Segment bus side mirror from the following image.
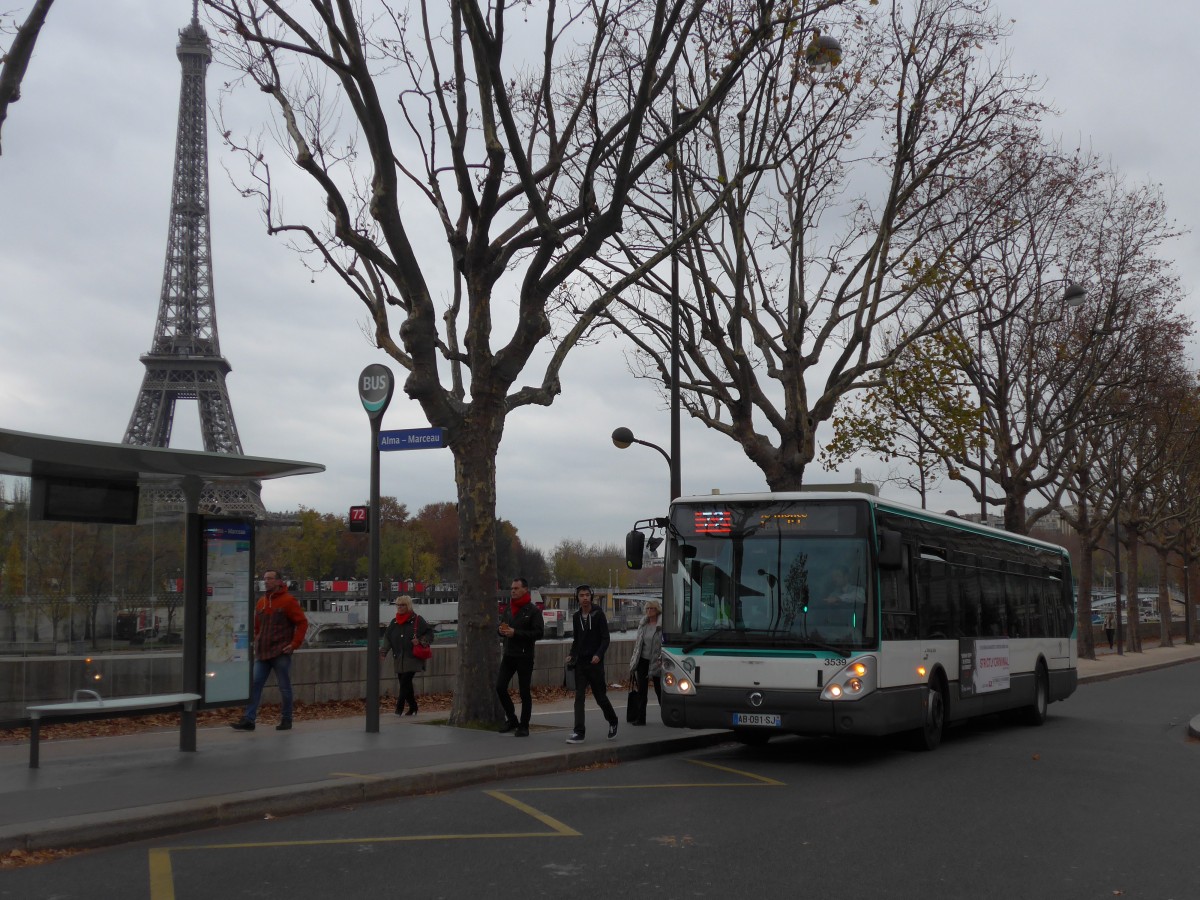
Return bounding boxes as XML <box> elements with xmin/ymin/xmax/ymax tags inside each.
<box><xmin>625</xmin><ymin>530</ymin><xmax>645</xmax><ymax>570</ymax></box>
<box><xmin>878</xmin><ymin>529</ymin><xmax>902</xmax><ymax>569</ymax></box>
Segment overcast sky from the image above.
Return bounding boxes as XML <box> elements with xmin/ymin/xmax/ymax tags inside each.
<box><xmin>1</xmin><ymin>1</ymin><xmax>1197</xmax><ymax>556</ymax></box>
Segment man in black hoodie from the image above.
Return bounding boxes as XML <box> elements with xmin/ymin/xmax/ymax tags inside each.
<box><xmin>564</xmin><ymin>584</ymin><xmax>619</xmax><ymax>743</ymax></box>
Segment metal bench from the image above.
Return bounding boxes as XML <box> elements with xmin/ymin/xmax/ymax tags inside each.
<box><xmin>26</xmin><ymin>690</ymin><xmax>202</xmax><ymax>768</ymax></box>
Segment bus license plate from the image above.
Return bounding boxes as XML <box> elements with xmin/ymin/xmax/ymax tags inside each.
<box><xmin>733</xmin><ymin>713</ymin><xmax>781</xmax><ymax>728</ymax></box>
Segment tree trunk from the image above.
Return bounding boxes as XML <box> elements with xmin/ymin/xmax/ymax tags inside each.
<box><xmin>759</xmin><ymin>423</ymin><xmax>815</xmax><ymax>492</ymax></box>
<box><xmin>1001</xmin><ymin>483</ymin><xmax>1028</xmax><ymax>535</ymax></box>
<box><xmin>1185</xmin><ymin>551</ymin><xmax>1197</xmax><ymax>646</ymax></box>
<box><xmin>1124</xmin><ymin>531</ymin><xmax>1141</xmax><ymax>653</ymax></box>
<box><xmin>447</xmin><ymin>425</ymin><xmax>503</xmax><ymax>727</ymax></box>
<box><xmin>1076</xmin><ymin>541</ymin><xmax>1096</xmax><ymax>660</ymax></box>
<box><xmin>1155</xmin><ymin>548</ymin><xmax>1173</xmax><ymax>647</ymax></box>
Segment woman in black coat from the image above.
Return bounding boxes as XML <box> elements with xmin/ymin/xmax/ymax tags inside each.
<box><xmin>381</xmin><ymin>595</ymin><xmax>435</xmax><ymax>715</ymax></box>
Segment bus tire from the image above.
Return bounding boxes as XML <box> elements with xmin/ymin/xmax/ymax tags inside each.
<box><xmin>1022</xmin><ymin>662</ymin><xmax>1049</xmax><ymax>726</ymax></box>
<box><xmin>909</xmin><ymin>676</ymin><xmax>946</xmax><ymax>752</ymax></box>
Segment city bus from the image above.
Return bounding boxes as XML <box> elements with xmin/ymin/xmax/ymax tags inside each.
<box><xmin>625</xmin><ymin>491</ymin><xmax>1077</xmax><ymax>750</ymax></box>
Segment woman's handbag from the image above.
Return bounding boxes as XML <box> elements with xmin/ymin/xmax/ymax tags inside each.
<box><xmin>626</xmin><ymin>674</ymin><xmax>645</xmax><ymax>723</ymax></box>
<box><xmin>412</xmin><ymin>641</ymin><xmax>433</xmax><ymax>661</ymax></box>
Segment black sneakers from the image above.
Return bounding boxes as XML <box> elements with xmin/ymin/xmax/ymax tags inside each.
<box><xmin>230</xmin><ymin>719</ymin><xmax>255</xmax><ymax>731</ymax></box>
<box><xmin>608</xmin><ymin>721</ymin><xmax>619</xmax><ymax>740</ymax></box>
<box><xmin>499</xmin><ymin>719</ymin><xmax>518</xmax><ymax>734</ymax></box>
<box><xmin>566</xmin><ymin>732</ymin><xmax>584</xmax><ymax>744</ymax></box>
<box><xmin>275</xmin><ymin>720</ymin><xmax>292</xmax><ymax>731</ymax></box>
<box><xmin>514</xmin><ymin>726</ymin><xmax>530</xmax><ymax>737</ymax></box>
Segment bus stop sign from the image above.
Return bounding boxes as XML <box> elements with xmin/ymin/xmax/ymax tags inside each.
<box><xmin>358</xmin><ymin>364</ymin><xmax>394</xmax><ymax>422</ymax></box>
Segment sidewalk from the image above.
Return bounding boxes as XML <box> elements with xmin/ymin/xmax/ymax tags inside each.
<box><xmin>3</xmin><ymin>643</ymin><xmax>1200</xmax><ymax>855</ymax></box>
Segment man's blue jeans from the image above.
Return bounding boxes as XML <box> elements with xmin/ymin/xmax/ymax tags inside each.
<box><xmin>242</xmin><ymin>654</ymin><xmax>293</xmax><ymax>723</ymax></box>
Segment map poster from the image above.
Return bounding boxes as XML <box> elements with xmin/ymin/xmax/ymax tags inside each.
<box><xmin>201</xmin><ymin>519</ymin><xmax>254</xmax><ymax>705</ymax></box>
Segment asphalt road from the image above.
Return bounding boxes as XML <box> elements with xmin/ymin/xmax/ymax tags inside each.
<box><xmin>5</xmin><ymin>662</ymin><xmax>1199</xmax><ymax>900</ymax></box>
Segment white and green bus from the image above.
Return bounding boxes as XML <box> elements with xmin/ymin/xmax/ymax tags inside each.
<box><xmin>626</xmin><ymin>492</ymin><xmax>1077</xmax><ymax>750</ymax></box>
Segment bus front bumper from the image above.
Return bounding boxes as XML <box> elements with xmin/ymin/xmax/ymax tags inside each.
<box><xmin>660</xmin><ymin>683</ymin><xmax>927</xmax><ymax>738</ymax></box>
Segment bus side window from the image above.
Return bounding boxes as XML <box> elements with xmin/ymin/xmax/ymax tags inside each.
<box><xmin>917</xmin><ymin>558</ymin><xmax>951</xmax><ymax>640</ymax></box>
<box><xmin>980</xmin><ymin>567</ymin><xmax>1006</xmax><ymax>637</ymax></box>
<box><xmin>882</xmin><ymin>545</ymin><xmax>916</xmax><ymax>640</ymax></box>
<box><xmin>1004</xmin><ymin>571</ymin><xmax>1025</xmax><ymax>638</ymax></box>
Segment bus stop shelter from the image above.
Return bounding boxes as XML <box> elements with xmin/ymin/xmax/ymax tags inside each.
<box><xmin>0</xmin><ymin>426</ymin><xmax>324</xmax><ymax>749</ymax></box>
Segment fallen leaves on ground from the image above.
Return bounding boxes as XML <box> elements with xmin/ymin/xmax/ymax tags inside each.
<box><xmin>2</xmin><ymin>847</ymin><xmax>80</xmax><ymax>868</ymax></box>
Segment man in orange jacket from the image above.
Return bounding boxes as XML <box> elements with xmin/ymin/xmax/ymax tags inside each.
<box><xmin>231</xmin><ymin>570</ymin><xmax>308</xmax><ymax>732</ymax></box>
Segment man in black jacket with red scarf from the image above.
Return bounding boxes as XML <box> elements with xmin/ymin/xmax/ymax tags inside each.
<box><xmin>496</xmin><ymin>576</ymin><xmax>544</xmax><ymax>737</ymax></box>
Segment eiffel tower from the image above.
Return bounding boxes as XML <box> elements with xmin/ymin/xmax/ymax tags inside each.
<box><xmin>122</xmin><ymin>3</ymin><xmax>263</xmax><ymax>517</ymax></box>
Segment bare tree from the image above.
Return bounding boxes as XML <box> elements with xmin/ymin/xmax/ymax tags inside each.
<box><xmin>1114</xmin><ymin>352</ymin><xmax>1196</xmax><ymax>652</ymax></box>
<box><xmin>1138</xmin><ymin>378</ymin><xmax>1200</xmax><ymax>647</ymax></box>
<box><xmin>202</xmin><ymin>0</ymin><xmax>832</xmax><ymax>724</ymax></box>
<box><xmin>0</xmin><ymin>0</ymin><xmax>54</xmax><ymax>156</ymax></box>
<box><xmin>928</xmin><ymin>163</ymin><xmax>1186</xmax><ymax>540</ymax></box>
<box><xmin>593</xmin><ymin>0</ymin><xmax>1050</xmax><ymax>489</ymax></box>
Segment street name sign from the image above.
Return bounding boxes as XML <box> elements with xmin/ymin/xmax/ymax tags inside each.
<box><xmin>378</xmin><ymin>428</ymin><xmax>447</xmax><ymax>451</ymax></box>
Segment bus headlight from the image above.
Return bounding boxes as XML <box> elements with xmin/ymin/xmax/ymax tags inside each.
<box><xmin>820</xmin><ymin>655</ymin><xmax>877</xmax><ymax>702</ymax></box>
<box><xmin>663</xmin><ymin>671</ymin><xmax>695</xmax><ymax>695</ymax></box>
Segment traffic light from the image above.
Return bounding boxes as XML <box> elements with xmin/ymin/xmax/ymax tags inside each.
<box><xmin>348</xmin><ymin>505</ymin><xmax>369</xmax><ymax>533</ymax></box>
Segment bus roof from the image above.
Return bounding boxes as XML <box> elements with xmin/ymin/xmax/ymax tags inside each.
<box><xmin>671</xmin><ymin>491</ymin><xmax>1070</xmax><ymax>557</ymax></box>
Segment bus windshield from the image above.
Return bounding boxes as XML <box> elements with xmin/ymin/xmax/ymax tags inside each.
<box><xmin>664</xmin><ymin>500</ymin><xmax>876</xmax><ymax>652</ymax></box>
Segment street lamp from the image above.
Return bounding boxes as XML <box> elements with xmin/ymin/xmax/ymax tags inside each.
<box><xmin>804</xmin><ymin>30</ymin><xmax>843</xmax><ymax>71</ymax></box>
<box><xmin>669</xmin><ymin>88</ymin><xmax>688</xmax><ymax>505</ymax></box>
<box><xmin>976</xmin><ymin>280</ymin><xmax>1087</xmax><ymax>523</ymax></box>
<box><xmin>612</xmin><ymin>426</ymin><xmax>673</xmax><ymax>505</ymax></box>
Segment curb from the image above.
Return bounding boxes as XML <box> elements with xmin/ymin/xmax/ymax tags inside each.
<box><xmin>1077</xmin><ymin>654</ymin><xmax>1200</xmax><ymax>685</ymax></box>
<box><xmin>0</xmin><ymin>730</ymin><xmax>731</xmax><ymax>854</ymax></box>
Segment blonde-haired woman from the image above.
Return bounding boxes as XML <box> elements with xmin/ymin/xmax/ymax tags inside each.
<box><xmin>381</xmin><ymin>596</ymin><xmax>434</xmax><ymax>716</ymax></box>
<box><xmin>627</xmin><ymin>600</ymin><xmax>663</xmax><ymax>725</ymax></box>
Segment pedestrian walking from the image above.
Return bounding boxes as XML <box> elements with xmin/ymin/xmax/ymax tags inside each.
<box><xmin>231</xmin><ymin>571</ymin><xmax>308</xmax><ymax>732</ymax></box>
<box><xmin>381</xmin><ymin>595</ymin><xmax>435</xmax><ymax>715</ymax></box>
<box><xmin>565</xmin><ymin>584</ymin><xmax>619</xmax><ymax>743</ymax></box>
<box><xmin>627</xmin><ymin>600</ymin><xmax>663</xmax><ymax>725</ymax></box>
<box><xmin>1103</xmin><ymin>612</ymin><xmax>1115</xmax><ymax>650</ymax></box>
<box><xmin>496</xmin><ymin>576</ymin><xmax>544</xmax><ymax>737</ymax></box>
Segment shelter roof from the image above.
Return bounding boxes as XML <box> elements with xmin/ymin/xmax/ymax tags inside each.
<box><xmin>0</xmin><ymin>426</ymin><xmax>323</xmax><ymax>484</ymax></box>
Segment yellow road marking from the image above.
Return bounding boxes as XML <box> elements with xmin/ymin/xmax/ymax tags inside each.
<box><xmin>148</xmin><ymin>759</ymin><xmax>778</xmax><ymax>898</ymax></box>
<box><xmin>687</xmin><ymin>758</ymin><xmax>786</xmax><ymax>785</ymax></box>
<box><xmin>511</xmin><ymin>757</ymin><xmax>785</xmax><ymax>790</ymax></box>
<box><xmin>148</xmin><ymin>849</ymin><xmax>175</xmax><ymax>900</ymax></box>
<box><xmin>483</xmin><ymin>790</ymin><xmax>581</xmax><ymax>836</ymax></box>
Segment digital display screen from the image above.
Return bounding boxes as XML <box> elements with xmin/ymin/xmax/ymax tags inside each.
<box><xmin>678</xmin><ymin>502</ymin><xmax>861</xmax><ymax>538</ymax></box>
<box><xmin>694</xmin><ymin>510</ymin><xmax>732</xmax><ymax>534</ymax></box>
<box><xmin>32</xmin><ymin>476</ymin><xmax>140</xmax><ymax>525</ymax></box>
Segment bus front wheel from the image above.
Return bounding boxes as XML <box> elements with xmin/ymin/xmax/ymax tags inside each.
<box><xmin>909</xmin><ymin>678</ymin><xmax>945</xmax><ymax>752</ymax></box>
<box><xmin>1022</xmin><ymin>663</ymin><xmax>1049</xmax><ymax>726</ymax></box>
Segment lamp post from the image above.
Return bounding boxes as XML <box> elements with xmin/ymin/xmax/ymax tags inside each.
<box><xmin>1114</xmin><ymin>470</ymin><xmax>1124</xmax><ymax>656</ymax></box>
<box><xmin>661</xmin><ymin>30</ymin><xmax>843</xmax><ymax>506</ymax></box>
<box><xmin>612</xmin><ymin>426</ymin><xmax>673</xmax><ymax>506</ymax></box>
<box><xmin>670</xmin><ymin>85</ymin><xmax>682</xmax><ymax>504</ymax></box>
<box><xmin>975</xmin><ymin>280</ymin><xmax>1087</xmax><ymax>525</ymax></box>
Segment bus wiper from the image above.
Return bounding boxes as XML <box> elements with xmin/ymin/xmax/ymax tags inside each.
<box><xmin>800</xmin><ymin>637</ymin><xmax>854</xmax><ymax>656</ymax></box>
<box><xmin>682</xmin><ymin>629</ymin><xmax>726</xmax><ymax>653</ymax></box>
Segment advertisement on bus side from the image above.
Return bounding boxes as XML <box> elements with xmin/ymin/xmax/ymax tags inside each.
<box><xmin>959</xmin><ymin>638</ymin><xmax>1011</xmax><ymax>696</ymax></box>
